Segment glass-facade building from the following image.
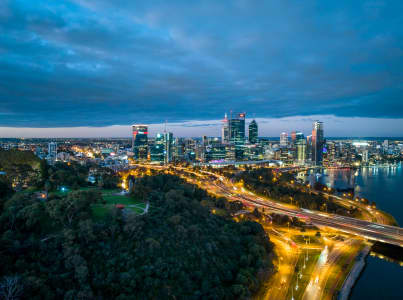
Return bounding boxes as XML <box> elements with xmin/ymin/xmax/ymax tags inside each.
<box><xmin>248</xmin><ymin>120</ymin><xmax>258</xmax><ymax>144</ymax></box>
<box><xmin>229</xmin><ymin>113</ymin><xmax>246</xmax><ymax>160</ymax></box>
<box><xmin>311</xmin><ymin>121</ymin><xmax>324</xmax><ymax>166</ymax></box>
<box><xmin>132</xmin><ymin>125</ymin><xmax>148</xmax><ymax>160</ymax></box>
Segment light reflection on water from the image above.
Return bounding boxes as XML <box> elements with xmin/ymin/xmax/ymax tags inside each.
<box><xmin>305</xmin><ymin>163</ymin><xmax>403</xmax><ymax>299</ymax></box>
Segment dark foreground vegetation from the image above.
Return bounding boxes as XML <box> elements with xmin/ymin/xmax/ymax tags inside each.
<box><xmin>1</xmin><ymin>159</ymin><xmax>274</xmax><ymax>299</ymax></box>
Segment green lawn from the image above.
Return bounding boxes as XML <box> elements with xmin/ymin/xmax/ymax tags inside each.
<box><xmin>291</xmin><ymin>234</ymin><xmax>323</xmax><ymax>245</ymax></box>
<box><xmin>37</xmin><ymin>186</ymin><xmax>147</xmax><ymax>219</ymax></box>
<box><xmin>94</xmin><ymin>189</ymin><xmax>147</xmax><ymax>219</ymax></box>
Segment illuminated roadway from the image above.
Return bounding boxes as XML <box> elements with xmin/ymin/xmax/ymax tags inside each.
<box><xmin>179</xmin><ymin>167</ymin><xmax>403</xmax><ymax>248</ymax></box>
<box><xmin>215</xmin><ymin>180</ymin><xmax>403</xmax><ymax>247</ymax></box>
<box><xmin>129</xmin><ymin>164</ymin><xmax>403</xmax><ymax>247</ymax></box>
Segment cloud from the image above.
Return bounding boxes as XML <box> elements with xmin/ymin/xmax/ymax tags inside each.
<box><xmin>0</xmin><ymin>0</ymin><xmax>402</xmax><ymax>130</ymax></box>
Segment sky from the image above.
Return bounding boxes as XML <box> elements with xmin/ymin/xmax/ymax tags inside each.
<box><xmin>1</xmin><ymin>0</ymin><xmax>403</xmax><ymax>137</ymax></box>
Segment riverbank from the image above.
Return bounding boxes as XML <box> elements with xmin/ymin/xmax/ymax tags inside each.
<box><xmin>338</xmin><ymin>244</ymin><xmax>371</xmax><ymax>300</ymax></box>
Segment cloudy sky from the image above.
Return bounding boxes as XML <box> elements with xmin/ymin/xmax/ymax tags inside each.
<box><xmin>1</xmin><ymin>0</ymin><xmax>402</xmax><ymax>137</ymax></box>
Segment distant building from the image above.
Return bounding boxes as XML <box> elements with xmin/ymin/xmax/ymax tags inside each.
<box><xmin>362</xmin><ymin>150</ymin><xmax>369</xmax><ymax>163</ymax></box>
<box><xmin>311</xmin><ymin>121</ymin><xmax>324</xmax><ymax>166</ymax></box>
<box><xmin>248</xmin><ymin>120</ymin><xmax>258</xmax><ymax>144</ymax></box>
<box><xmin>296</xmin><ymin>134</ymin><xmax>306</xmax><ymax>165</ymax></box>
<box><xmin>164</xmin><ymin>132</ymin><xmax>174</xmax><ymax>164</ymax></box>
<box><xmin>132</xmin><ymin>125</ymin><xmax>148</xmax><ymax>160</ymax></box>
<box><xmin>280</xmin><ymin>132</ymin><xmax>288</xmax><ymax>147</ymax></box>
<box><xmin>229</xmin><ymin>112</ymin><xmax>246</xmax><ymax>160</ymax></box>
<box><xmin>229</xmin><ymin>113</ymin><xmax>246</xmax><ymax>145</ymax></box>
<box><xmin>221</xmin><ymin>113</ymin><xmax>230</xmax><ymax>144</ymax></box>
<box><xmin>204</xmin><ymin>144</ymin><xmax>227</xmax><ymax>162</ymax></box>
<box><xmin>150</xmin><ymin>133</ymin><xmax>165</xmax><ymax>162</ymax></box>
<box><xmin>47</xmin><ymin>142</ymin><xmax>57</xmax><ymax>164</ymax></box>
<box><xmin>290</xmin><ymin>131</ymin><xmax>297</xmax><ymax>145</ymax></box>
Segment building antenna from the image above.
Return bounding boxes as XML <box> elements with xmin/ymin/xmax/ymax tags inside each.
<box><xmin>164</xmin><ymin>120</ymin><xmax>167</xmax><ymax>133</ymax></box>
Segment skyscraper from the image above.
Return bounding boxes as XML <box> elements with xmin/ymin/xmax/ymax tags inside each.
<box><xmin>47</xmin><ymin>142</ymin><xmax>57</xmax><ymax>164</ymax></box>
<box><xmin>164</xmin><ymin>132</ymin><xmax>174</xmax><ymax>164</ymax></box>
<box><xmin>248</xmin><ymin>119</ymin><xmax>258</xmax><ymax>144</ymax></box>
<box><xmin>132</xmin><ymin>125</ymin><xmax>148</xmax><ymax>160</ymax></box>
<box><xmin>290</xmin><ymin>131</ymin><xmax>297</xmax><ymax>145</ymax></box>
<box><xmin>150</xmin><ymin>133</ymin><xmax>165</xmax><ymax>162</ymax></box>
<box><xmin>229</xmin><ymin>113</ymin><xmax>246</xmax><ymax>145</ymax></box>
<box><xmin>221</xmin><ymin>113</ymin><xmax>229</xmax><ymax>144</ymax></box>
<box><xmin>229</xmin><ymin>113</ymin><xmax>246</xmax><ymax>160</ymax></box>
<box><xmin>311</xmin><ymin>121</ymin><xmax>324</xmax><ymax>166</ymax></box>
<box><xmin>280</xmin><ymin>132</ymin><xmax>288</xmax><ymax>147</ymax></box>
<box><xmin>295</xmin><ymin>132</ymin><xmax>306</xmax><ymax>165</ymax></box>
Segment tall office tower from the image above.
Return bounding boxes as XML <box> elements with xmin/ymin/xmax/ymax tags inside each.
<box><xmin>150</xmin><ymin>133</ymin><xmax>165</xmax><ymax>162</ymax></box>
<box><xmin>362</xmin><ymin>150</ymin><xmax>369</xmax><ymax>163</ymax></box>
<box><xmin>280</xmin><ymin>132</ymin><xmax>288</xmax><ymax>147</ymax></box>
<box><xmin>311</xmin><ymin>121</ymin><xmax>324</xmax><ymax>166</ymax></box>
<box><xmin>48</xmin><ymin>142</ymin><xmax>57</xmax><ymax>164</ymax></box>
<box><xmin>221</xmin><ymin>113</ymin><xmax>230</xmax><ymax>144</ymax></box>
<box><xmin>290</xmin><ymin>131</ymin><xmax>297</xmax><ymax>145</ymax></box>
<box><xmin>229</xmin><ymin>112</ymin><xmax>246</xmax><ymax>160</ymax></box>
<box><xmin>295</xmin><ymin>132</ymin><xmax>304</xmax><ymax>142</ymax></box>
<box><xmin>132</xmin><ymin>125</ymin><xmax>148</xmax><ymax>160</ymax></box>
<box><xmin>248</xmin><ymin>119</ymin><xmax>258</xmax><ymax>144</ymax></box>
<box><xmin>164</xmin><ymin>132</ymin><xmax>174</xmax><ymax>164</ymax></box>
<box><xmin>229</xmin><ymin>113</ymin><xmax>246</xmax><ymax>144</ymax></box>
<box><xmin>296</xmin><ymin>139</ymin><xmax>306</xmax><ymax>165</ymax></box>
<box><xmin>173</xmin><ymin>137</ymin><xmax>186</xmax><ymax>161</ymax></box>
<box><xmin>306</xmin><ymin>135</ymin><xmax>312</xmax><ymax>161</ymax></box>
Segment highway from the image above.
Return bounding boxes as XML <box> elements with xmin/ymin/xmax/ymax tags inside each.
<box><xmin>219</xmin><ymin>182</ymin><xmax>403</xmax><ymax>247</ymax></box>
<box><xmin>189</xmin><ymin>168</ymin><xmax>403</xmax><ymax>247</ymax></box>
<box><xmin>128</xmin><ymin>164</ymin><xmax>403</xmax><ymax>247</ymax></box>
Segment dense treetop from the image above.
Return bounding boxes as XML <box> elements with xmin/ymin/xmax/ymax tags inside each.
<box><xmin>0</xmin><ymin>172</ymin><xmax>274</xmax><ymax>299</ymax></box>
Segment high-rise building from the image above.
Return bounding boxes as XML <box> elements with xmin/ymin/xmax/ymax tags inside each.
<box><xmin>280</xmin><ymin>132</ymin><xmax>288</xmax><ymax>147</ymax></box>
<box><xmin>221</xmin><ymin>113</ymin><xmax>230</xmax><ymax>144</ymax></box>
<box><xmin>229</xmin><ymin>113</ymin><xmax>246</xmax><ymax>145</ymax></box>
<box><xmin>132</xmin><ymin>125</ymin><xmax>148</xmax><ymax>160</ymax></box>
<box><xmin>296</xmin><ymin>133</ymin><xmax>306</xmax><ymax>165</ymax></box>
<box><xmin>362</xmin><ymin>150</ymin><xmax>369</xmax><ymax>163</ymax></box>
<box><xmin>248</xmin><ymin>119</ymin><xmax>258</xmax><ymax>144</ymax></box>
<box><xmin>150</xmin><ymin>133</ymin><xmax>164</xmax><ymax>162</ymax></box>
<box><xmin>164</xmin><ymin>132</ymin><xmax>174</xmax><ymax>164</ymax></box>
<box><xmin>311</xmin><ymin>121</ymin><xmax>324</xmax><ymax>166</ymax></box>
<box><xmin>290</xmin><ymin>131</ymin><xmax>297</xmax><ymax>145</ymax></box>
<box><xmin>295</xmin><ymin>132</ymin><xmax>304</xmax><ymax>142</ymax></box>
<box><xmin>229</xmin><ymin>113</ymin><xmax>246</xmax><ymax>160</ymax></box>
<box><xmin>47</xmin><ymin>142</ymin><xmax>57</xmax><ymax>164</ymax></box>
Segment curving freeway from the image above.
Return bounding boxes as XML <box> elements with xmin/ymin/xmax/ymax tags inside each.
<box><xmin>129</xmin><ymin>164</ymin><xmax>403</xmax><ymax>247</ymax></box>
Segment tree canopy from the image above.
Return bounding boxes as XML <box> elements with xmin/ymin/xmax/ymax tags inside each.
<box><xmin>1</xmin><ymin>174</ymin><xmax>274</xmax><ymax>299</ymax></box>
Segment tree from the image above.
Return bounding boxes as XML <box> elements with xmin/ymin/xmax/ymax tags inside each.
<box><xmin>0</xmin><ymin>276</ymin><xmax>23</xmax><ymax>300</ymax></box>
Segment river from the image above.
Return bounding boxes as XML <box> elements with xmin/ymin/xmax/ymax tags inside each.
<box><xmin>307</xmin><ymin>163</ymin><xmax>403</xmax><ymax>299</ymax></box>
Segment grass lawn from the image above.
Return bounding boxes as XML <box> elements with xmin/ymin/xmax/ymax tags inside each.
<box><xmin>291</xmin><ymin>234</ymin><xmax>323</xmax><ymax>245</ymax></box>
<box><xmin>93</xmin><ymin>189</ymin><xmax>147</xmax><ymax>219</ymax></box>
<box><xmin>42</xmin><ymin>186</ymin><xmax>147</xmax><ymax>219</ymax></box>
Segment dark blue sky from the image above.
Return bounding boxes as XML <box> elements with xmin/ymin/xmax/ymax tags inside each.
<box><xmin>1</xmin><ymin>0</ymin><xmax>403</xmax><ymax>135</ymax></box>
